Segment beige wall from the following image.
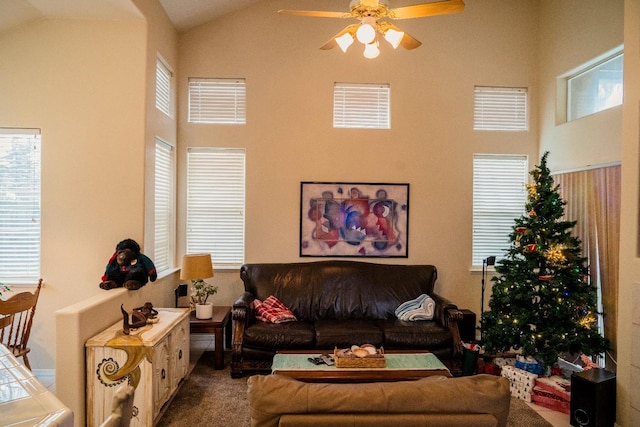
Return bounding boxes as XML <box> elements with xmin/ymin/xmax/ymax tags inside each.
<box><xmin>538</xmin><ymin>1</ymin><xmax>624</xmax><ymax>171</ymax></box>
<box><xmin>176</xmin><ymin>0</ymin><xmax>540</xmax><ymax>317</ymax></box>
<box><xmin>0</xmin><ymin>0</ymin><xmax>634</xmax><ymax>422</ymax></box>
<box><xmin>0</xmin><ymin>18</ymin><xmax>151</xmax><ymax>370</ymax></box>
<box><xmin>132</xmin><ymin>0</ymin><xmax>180</xmax><ymax>257</ymax></box>
<box><xmin>620</xmin><ymin>0</ymin><xmax>640</xmax><ymax>424</ymax></box>
<box><xmin>536</xmin><ymin>0</ymin><xmax>627</xmax><ymax>423</ymax></box>
<box><xmin>0</xmin><ymin>1</ymin><xmax>181</xmax><ymax>373</ymax></box>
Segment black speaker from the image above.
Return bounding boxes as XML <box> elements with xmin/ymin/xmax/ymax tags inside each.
<box><xmin>570</xmin><ymin>368</ymin><xmax>616</xmax><ymax>427</ymax></box>
<box><xmin>458</xmin><ymin>309</ymin><xmax>476</xmax><ymax>343</ymax></box>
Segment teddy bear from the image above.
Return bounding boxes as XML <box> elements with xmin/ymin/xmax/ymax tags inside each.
<box><xmin>99</xmin><ymin>239</ymin><xmax>157</xmax><ymax>290</ymax></box>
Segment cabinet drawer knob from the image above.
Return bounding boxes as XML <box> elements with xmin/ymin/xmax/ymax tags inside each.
<box><xmin>179</xmin><ymin>349</ymin><xmax>183</xmax><ymax>360</ymax></box>
<box><xmin>161</xmin><ymin>368</ymin><xmax>166</xmax><ymax>379</ymax></box>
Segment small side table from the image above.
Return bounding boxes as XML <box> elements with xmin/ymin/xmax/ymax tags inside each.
<box><xmin>189</xmin><ymin>306</ymin><xmax>231</xmax><ymax>369</ymax></box>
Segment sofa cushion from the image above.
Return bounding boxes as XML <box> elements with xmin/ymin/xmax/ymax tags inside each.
<box><xmin>244</xmin><ymin>320</ymin><xmax>315</xmax><ymax>349</ymax></box>
<box><xmin>314</xmin><ymin>319</ymin><xmax>383</xmax><ymax>348</ymax></box>
<box><xmin>376</xmin><ymin>319</ymin><xmax>453</xmax><ymax>349</ymax></box>
<box><xmin>247</xmin><ymin>374</ymin><xmax>511</xmax><ymax>427</ymax></box>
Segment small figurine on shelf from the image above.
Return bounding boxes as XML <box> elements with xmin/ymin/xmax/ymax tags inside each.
<box><xmin>133</xmin><ymin>302</ymin><xmax>159</xmax><ymax>324</ymax></box>
<box><xmin>120</xmin><ymin>305</ymin><xmax>148</xmax><ymax>335</ymax></box>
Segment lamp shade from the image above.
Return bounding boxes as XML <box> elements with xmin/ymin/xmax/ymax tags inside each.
<box><xmin>384</xmin><ymin>28</ymin><xmax>404</xmax><ymax>49</ymax></box>
<box><xmin>363</xmin><ymin>41</ymin><xmax>380</xmax><ymax>59</ymax></box>
<box><xmin>335</xmin><ymin>33</ymin><xmax>354</xmax><ymax>53</ymax></box>
<box><xmin>180</xmin><ymin>253</ymin><xmax>214</xmax><ymax>280</ymax></box>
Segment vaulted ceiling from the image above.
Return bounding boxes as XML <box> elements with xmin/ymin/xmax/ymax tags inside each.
<box><xmin>0</xmin><ymin>0</ymin><xmax>260</xmax><ymax>34</ymax></box>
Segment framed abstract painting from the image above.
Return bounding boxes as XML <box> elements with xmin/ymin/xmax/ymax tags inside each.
<box><xmin>300</xmin><ymin>182</ymin><xmax>409</xmax><ymax>258</ymax></box>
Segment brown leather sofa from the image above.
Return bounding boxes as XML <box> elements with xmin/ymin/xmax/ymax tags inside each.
<box><xmin>247</xmin><ymin>374</ymin><xmax>511</xmax><ymax>427</ymax></box>
<box><xmin>231</xmin><ymin>260</ymin><xmax>464</xmax><ymax>378</ymax></box>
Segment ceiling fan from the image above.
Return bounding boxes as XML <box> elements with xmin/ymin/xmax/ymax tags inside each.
<box><xmin>278</xmin><ymin>0</ymin><xmax>465</xmax><ymax>58</ymax></box>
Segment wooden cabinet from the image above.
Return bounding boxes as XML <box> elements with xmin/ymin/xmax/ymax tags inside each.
<box><xmin>86</xmin><ymin>308</ymin><xmax>189</xmax><ymax>427</ymax></box>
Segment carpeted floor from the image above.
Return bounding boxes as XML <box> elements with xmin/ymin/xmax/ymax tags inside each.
<box><xmin>157</xmin><ymin>351</ymin><xmax>552</xmax><ymax>427</ymax></box>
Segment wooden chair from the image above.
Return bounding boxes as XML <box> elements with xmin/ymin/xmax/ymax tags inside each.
<box><xmin>0</xmin><ymin>278</ymin><xmax>43</xmax><ymax>370</ymax></box>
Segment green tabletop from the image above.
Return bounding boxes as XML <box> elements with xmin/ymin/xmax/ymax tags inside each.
<box><xmin>272</xmin><ymin>352</ymin><xmax>448</xmax><ymax>372</ymax></box>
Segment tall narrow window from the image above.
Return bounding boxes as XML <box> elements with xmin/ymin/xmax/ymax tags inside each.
<box><xmin>188</xmin><ymin>78</ymin><xmax>246</xmax><ymax>124</ymax></box>
<box><xmin>0</xmin><ymin>129</ymin><xmax>41</xmax><ymax>283</ymax></box>
<box><xmin>186</xmin><ymin>148</ymin><xmax>245</xmax><ymax>268</ymax></box>
<box><xmin>472</xmin><ymin>154</ymin><xmax>528</xmax><ymax>267</ymax></box>
<box><xmin>156</xmin><ymin>56</ymin><xmax>173</xmax><ymax>117</ymax></box>
<box><xmin>154</xmin><ymin>139</ymin><xmax>175</xmax><ymax>273</ymax></box>
<box><xmin>474</xmin><ymin>86</ymin><xmax>528</xmax><ymax>131</ymax></box>
<box><xmin>333</xmin><ymin>82</ymin><xmax>390</xmax><ymax>129</ymax></box>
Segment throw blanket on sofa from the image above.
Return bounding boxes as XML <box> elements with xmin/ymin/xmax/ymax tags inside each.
<box><xmin>395</xmin><ymin>294</ymin><xmax>435</xmax><ymax>321</ymax></box>
<box><xmin>254</xmin><ymin>295</ymin><xmax>297</xmax><ymax>323</ymax></box>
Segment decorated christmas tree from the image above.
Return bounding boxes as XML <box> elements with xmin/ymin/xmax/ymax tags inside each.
<box><xmin>481</xmin><ymin>152</ymin><xmax>609</xmax><ymax>368</ymax></box>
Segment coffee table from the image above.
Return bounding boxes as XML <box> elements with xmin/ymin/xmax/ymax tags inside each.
<box><xmin>271</xmin><ymin>351</ymin><xmax>451</xmax><ymax>382</ymax></box>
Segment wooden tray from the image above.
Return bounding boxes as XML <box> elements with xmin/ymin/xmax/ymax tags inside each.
<box><xmin>334</xmin><ymin>347</ymin><xmax>386</xmax><ymax>368</ymax></box>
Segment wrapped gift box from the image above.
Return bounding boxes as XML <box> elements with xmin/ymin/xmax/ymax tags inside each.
<box><xmin>501</xmin><ymin>365</ymin><xmax>538</xmax><ymax>402</ymax></box>
<box><xmin>535</xmin><ymin>376</ymin><xmax>571</xmax><ymax>401</ymax></box>
<box><xmin>531</xmin><ymin>387</ymin><xmax>571</xmax><ymax>414</ymax></box>
<box><xmin>515</xmin><ymin>355</ymin><xmax>544</xmax><ymax>375</ymax></box>
<box><xmin>531</xmin><ymin>376</ymin><xmax>571</xmax><ymax>414</ymax></box>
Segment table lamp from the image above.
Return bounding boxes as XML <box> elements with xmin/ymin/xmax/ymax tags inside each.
<box><xmin>180</xmin><ymin>253</ymin><xmax>215</xmax><ymax>319</ymax></box>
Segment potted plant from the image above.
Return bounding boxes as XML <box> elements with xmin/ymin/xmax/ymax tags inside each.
<box><xmin>191</xmin><ymin>280</ymin><xmax>218</xmax><ymax>319</ymax></box>
<box><xmin>0</xmin><ymin>282</ymin><xmax>10</xmax><ymax>328</ymax></box>
<box><xmin>0</xmin><ymin>282</ymin><xmax>9</xmax><ymax>298</ymax></box>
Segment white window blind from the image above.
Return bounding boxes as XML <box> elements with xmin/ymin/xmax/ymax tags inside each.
<box><xmin>474</xmin><ymin>86</ymin><xmax>528</xmax><ymax>131</ymax></box>
<box><xmin>186</xmin><ymin>148</ymin><xmax>245</xmax><ymax>268</ymax></box>
<box><xmin>154</xmin><ymin>139</ymin><xmax>174</xmax><ymax>273</ymax></box>
<box><xmin>567</xmin><ymin>51</ymin><xmax>623</xmax><ymax>122</ymax></box>
<box><xmin>155</xmin><ymin>57</ymin><xmax>172</xmax><ymax>117</ymax></box>
<box><xmin>472</xmin><ymin>154</ymin><xmax>528</xmax><ymax>266</ymax></box>
<box><xmin>0</xmin><ymin>129</ymin><xmax>41</xmax><ymax>283</ymax></box>
<box><xmin>333</xmin><ymin>82</ymin><xmax>390</xmax><ymax>129</ymax></box>
<box><xmin>188</xmin><ymin>78</ymin><xmax>246</xmax><ymax>124</ymax></box>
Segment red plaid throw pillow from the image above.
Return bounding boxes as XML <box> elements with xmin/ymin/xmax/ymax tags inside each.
<box><xmin>254</xmin><ymin>295</ymin><xmax>297</xmax><ymax>323</ymax></box>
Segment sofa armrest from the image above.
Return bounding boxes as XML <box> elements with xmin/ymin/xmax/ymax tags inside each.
<box><xmin>431</xmin><ymin>294</ymin><xmax>463</xmax><ymax>358</ymax></box>
<box><xmin>232</xmin><ymin>292</ymin><xmax>255</xmax><ymax>377</ymax></box>
<box><xmin>430</xmin><ymin>294</ymin><xmax>458</xmax><ymax>325</ymax></box>
<box><xmin>234</xmin><ymin>291</ymin><xmax>253</xmax><ymax>310</ymax></box>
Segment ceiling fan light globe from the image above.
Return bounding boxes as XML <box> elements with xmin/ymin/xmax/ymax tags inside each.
<box><xmin>356</xmin><ymin>23</ymin><xmax>376</xmax><ymax>44</ymax></box>
<box><xmin>335</xmin><ymin>33</ymin><xmax>355</xmax><ymax>52</ymax></box>
<box><xmin>384</xmin><ymin>28</ymin><xmax>404</xmax><ymax>49</ymax></box>
<box><xmin>363</xmin><ymin>41</ymin><xmax>380</xmax><ymax>59</ymax></box>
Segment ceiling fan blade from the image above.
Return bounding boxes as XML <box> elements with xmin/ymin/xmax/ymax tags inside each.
<box><xmin>278</xmin><ymin>9</ymin><xmax>349</xmax><ymax>19</ymax></box>
<box><xmin>398</xmin><ymin>31</ymin><xmax>422</xmax><ymax>50</ymax></box>
<box><xmin>390</xmin><ymin>0</ymin><xmax>465</xmax><ymax>20</ymax></box>
<box><xmin>320</xmin><ymin>24</ymin><xmax>359</xmax><ymax>50</ymax></box>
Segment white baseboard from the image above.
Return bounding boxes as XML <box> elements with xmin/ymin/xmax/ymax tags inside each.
<box><xmin>33</xmin><ymin>368</ymin><xmax>55</xmax><ymax>377</ymax></box>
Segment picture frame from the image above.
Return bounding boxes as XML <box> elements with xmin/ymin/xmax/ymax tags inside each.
<box><xmin>300</xmin><ymin>182</ymin><xmax>409</xmax><ymax>258</ymax></box>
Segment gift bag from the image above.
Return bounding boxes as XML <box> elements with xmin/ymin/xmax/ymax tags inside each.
<box><xmin>462</xmin><ymin>342</ymin><xmax>480</xmax><ymax>376</ymax></box>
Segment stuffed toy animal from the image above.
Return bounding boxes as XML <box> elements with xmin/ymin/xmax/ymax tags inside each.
<box><xmin>99</xmin><ymin>239</ymin><xmax>157</xmax><ymax>290</ymax></box>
